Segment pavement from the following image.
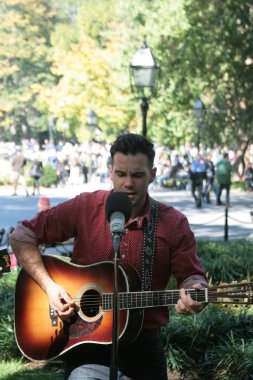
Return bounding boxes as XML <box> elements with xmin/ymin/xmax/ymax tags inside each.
<box><xmin>1</xmin><ymin>181</ymin><xmax>253</xmax><ymax>241</ymax></box>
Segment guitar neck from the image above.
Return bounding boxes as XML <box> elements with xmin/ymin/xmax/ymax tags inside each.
<box><xmin>103</xmin><ymin>283</ymin><xmax>253</xmax><ymax>311</ymax></box>
<box><xmin>103</xmin><ymin>289</ymin><xmax>199</xmax><ymax>311</ymax></box>
<box><xmin>118</xmin><ymin>289</ymin><xmax>207</xmax><ymax>310</ymax></box>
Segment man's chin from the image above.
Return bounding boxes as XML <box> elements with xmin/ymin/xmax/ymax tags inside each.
<box><xmin>126</xmin><ymin>194</ymin><xmax>136</xmax><ymax>203</ymax></box>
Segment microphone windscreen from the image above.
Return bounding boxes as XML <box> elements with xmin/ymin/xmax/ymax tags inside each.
<box><xmin>105</xmin><ymin>192</ymin><xmax>132</xmax><ymax>222</ymax></box>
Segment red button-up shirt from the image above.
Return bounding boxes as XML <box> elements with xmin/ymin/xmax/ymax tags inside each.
<box><xmin>21</xmin><ymin>189</ymin><xmax>206</xmax><ymax>329</ymax></box>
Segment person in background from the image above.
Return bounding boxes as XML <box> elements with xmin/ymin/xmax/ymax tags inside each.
<box><xmin>10</xmin><ymin>133</ymin><xmax>207</xmax><ymax>380</ymax></box>
<box><xmin>244</xmin><ymin>161</ymin><xmax>253</xmax><ymax>192</ymax></box>
<box><xmin>81</xmin><ymin>157</ymin><xmax>88</xmax><ymax>183</ymax></box>
<box><xmin>37</xmin><ymin>196</ymin><xmax>51</xmax><ymax>213</ymax></box>
<box><xmin>203</xmin><ymin>155</ymin><xmax>215</xmax><ymax>204</ymax></box>
<box><xmin>216</xmin><ymin>152</ymin><xmax>233</xmax><ymax>206</ymax></box>
<box><xmin>189</xmin><ymin>156</ymin><xmax>206</xmax><ymax>208</ymax></box>
<box><xmin>11</xmin><ymin>147</ymin><xmax>29</xmax><ymax>197</ymax></box>
<box><xmin>30</xmin><ymin>157</ymin><xmax>43</xmax><ymax>196</ymax></box>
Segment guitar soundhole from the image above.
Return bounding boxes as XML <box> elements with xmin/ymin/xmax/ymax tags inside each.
<box><xmin>80</xmin><ymin>289</ymin><xmax>102</xmax><ymax>318</ymax></box>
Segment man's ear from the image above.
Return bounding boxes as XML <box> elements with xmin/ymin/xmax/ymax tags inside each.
<box><xmin>109</xmin><ymin>164</ymin><xmax>113</xmax><ymax>180</ymax></box>
<box><xmin>150</xmin><ymin>167</ymin><xmax>157</xmax><ymax>183</ymax></box>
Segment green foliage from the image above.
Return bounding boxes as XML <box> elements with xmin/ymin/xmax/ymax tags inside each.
<box><xmin>0</xmin><ymin>271</ymin><xmax>20</xmax><ymax>361</ymax></box>
<box><xmin>164</xmin><ymin>239</ymin><xmax>253</xmax><ymax>378</ymax></box>
<box><xmin>0</xmin><ymin>360</ymin><xmax>64</xmax><ymax>380</ymax></box>
<box><xmin>214</xmin><ymin>332</ymin><xmax>253</xmax><ymax>380</ymax></box>
<box><xmin>1</xmin><ymin>0</ymin><xmax>253</xmax><ymax>153</ymax></box>
<box><xmin>181</xmin><ymin>0</ymin><xmax>253</xmax><ymax>153</ymax></box>
<box><xmin>196</xmin><ymin>240</ymin><xmax>253</xmax><ymax>284</ymax></box>
<box><xmin>165</xmin><ymin>305</ymin><xmax>253</xmax><ymax>379</ymax></box>
<box><xmin>39</xmin><ymin>164</ymin><xmax>58</xmax><ymax>187</ymax></box>
<box><xmin>0</xmin><ymin>0</ymin><xmax>58</xmax><ymax>141</ymax></box>
<box><xmin>231</xmin><ymin>180</ymin><xmax>248</xmax><ymax>191</ymax></box>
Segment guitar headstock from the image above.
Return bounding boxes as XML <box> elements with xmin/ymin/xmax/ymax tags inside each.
<box><xmin>0</xmin><ymin>247</ymin><xmax>11</xmax><ymax>278</ymax></box>
<box><xmin>209</xmin><ymin>282</ymin><xmax>253</xmax><ymax>305</ymax></box>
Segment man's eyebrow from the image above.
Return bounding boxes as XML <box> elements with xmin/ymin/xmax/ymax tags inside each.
<box><xmin>114</xmin><ymin>169</ymin><xmax>144</xmax><ymax>175</ymax></box>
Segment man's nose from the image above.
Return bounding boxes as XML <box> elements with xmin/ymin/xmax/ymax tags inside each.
<box><xmin>124</xmin><ymin>176</ymin><xmax>134</xmax><ymax>187</ymax></box>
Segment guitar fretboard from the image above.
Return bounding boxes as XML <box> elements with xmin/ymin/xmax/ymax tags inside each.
<box><xmin>102</xmin><ymin>289</ymin><xmax>208</xmax><ymax>311</ymax></box>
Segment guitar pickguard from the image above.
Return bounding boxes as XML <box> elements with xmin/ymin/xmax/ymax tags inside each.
<box><xmin>67</xmin><ymin>313</ymin><xmax>103</xmax><ymax>338</ymax></box>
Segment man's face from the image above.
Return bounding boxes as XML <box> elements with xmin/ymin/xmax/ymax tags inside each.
<box><xmin>109</xmin><ymin>152</ymin><xmax>156</xmax><ymax>217</ymax></box>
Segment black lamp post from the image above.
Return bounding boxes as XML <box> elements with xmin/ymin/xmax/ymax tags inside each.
<box><xmin>130</xmin><ymin>40</ymin><xmax>159</xmax><ymax>137</ymax></box>
<box><xmin>62</xmin><ymin>121</ymin><xmax>69</xmax><ymax>142</ymax></box>
<box><xmin>86</xmin><ymin>108</ymin><xmax>98</xmax><ymax>181</ymax></box>
<box><xmin>48</xmin><ymin>117</ymin><xmax>55</xmax><ymax>146</ymax></box>
<box><xmin>192</xmin><ymin>97</ymin><xmax>205</xmax><ymax>154</ymax></box>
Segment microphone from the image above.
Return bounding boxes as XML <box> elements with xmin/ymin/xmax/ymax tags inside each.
<box><xmin>105</xmin><ymin>192</ymin><xmax>132</xmax><ymax>251</ymax></box>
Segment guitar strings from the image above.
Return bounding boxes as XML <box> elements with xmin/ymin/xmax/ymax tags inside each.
<box><xmin>64</xmin><ymin>286</ymin><xmax>253</xmax><ymax>308</ymax></box>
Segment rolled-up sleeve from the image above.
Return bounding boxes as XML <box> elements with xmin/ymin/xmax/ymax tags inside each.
<box><xmin>10</xmin><ymin>224</ymin><xmax>38</xmax><ymax>245</ymax></box>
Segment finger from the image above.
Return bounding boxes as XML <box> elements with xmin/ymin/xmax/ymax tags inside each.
<box><xmin>175</xmin><ymin>303</ymin><xmax>192</xmax><ymax>315</ymax></box>
<box><xmin>59</xmin><ymin>288</ymin><xmax>74</xmax><ymax>305</ymax></box>
<box><xmin>178</xmin><ymin>289</ymin><xmax>193</xmax><ymax>309</ymax></box>
<box><xmin>175</xmin><ymin>299</ymin><xmax>192</xmax><ymax>315</ymax></box>
<box><xmin>181</xmin><ymin>288</ymin><xmax>204</xmax><ymax>310</ymax></box>
<box><xmin>57</xmin><ymin>289</ymin><xmax>79</xmax><ymax>312</ymax></box>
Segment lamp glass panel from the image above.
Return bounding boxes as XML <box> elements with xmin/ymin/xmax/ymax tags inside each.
<box><xmin>132</xmin><ymin>67</ymin><xmax>157</xmax><ymax>88</ymax></box>
<box><xmin>87</xmin><ymin>111</ymin><xmax>98</xmax><ymax>126</ymax></box>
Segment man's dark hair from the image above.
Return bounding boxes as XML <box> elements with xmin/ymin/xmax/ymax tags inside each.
<box><xmin>110</xmin><ymin>133</ymin><xmax>155</xmax><ymax>168</ymax></box>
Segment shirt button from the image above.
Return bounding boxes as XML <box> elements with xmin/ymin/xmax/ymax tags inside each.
<box><xmin>122</xmin><ymin>254</ymin><xmax>126</xmax><ymax>259</ymax></box>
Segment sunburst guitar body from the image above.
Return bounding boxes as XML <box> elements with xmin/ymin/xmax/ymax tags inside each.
<box><xmin>14</xmin><ymin>255</ymin><xmax>253</xmax><ymax>362</ymax></box>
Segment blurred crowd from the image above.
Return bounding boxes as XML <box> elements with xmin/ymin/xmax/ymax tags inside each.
<box><xmin>1</xmin><ymin>138</ymin><xmax>253</xmax><ymax>207</ymax></box>
<box><xmin>0</xmin><ymin>138</ymin><xmax>112</xmax><ymax>190</ymax></box>
<box><xmin>153</xmin><ymin>143</ymin><xmax>253</xmax><ymax>207</ymax></box>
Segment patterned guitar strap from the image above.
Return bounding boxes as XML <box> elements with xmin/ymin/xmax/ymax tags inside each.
<box><xmin>141</xmin><ymin>198</ymin><xmax>159</xmax><ymax>291</ymax></box>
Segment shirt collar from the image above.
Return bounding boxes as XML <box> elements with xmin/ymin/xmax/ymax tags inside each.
<box><xmin>126</xmin><ymin>193</ymin><xmax>152</xmax><ymax>229</ymax></box>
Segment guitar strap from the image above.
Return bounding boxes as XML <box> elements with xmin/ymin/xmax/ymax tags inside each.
<box><xmin>141</xmin><ymin>198</ymin><xmax>158</xmax><ymax>291</ymax></box>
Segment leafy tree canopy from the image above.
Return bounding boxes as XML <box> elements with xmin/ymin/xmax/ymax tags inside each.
<box><xmin>1</xmin><ymin>0</ymin><xmax>253</xmax><ymax>158</ymax></box>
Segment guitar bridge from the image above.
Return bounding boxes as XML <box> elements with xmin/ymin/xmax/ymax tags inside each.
<box><xmin>49</xmin><ymin>306</ymin><xmax>58</xmax><ymax>327</ymax></box>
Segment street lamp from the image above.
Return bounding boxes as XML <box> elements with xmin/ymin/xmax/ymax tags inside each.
<box><xmin>192</xmin><ymin>97</ymin><xmax>205</xmax><ymax>154</ymax></box>
<box><xmin>130</xmin><ymin>40</ymin><xmax>160</xmax><ymax>137</ymax></box>
<box><xmin>86</xmin><ymin>108</ymin><xmax>98</xmax><ymax>181</ymax></box>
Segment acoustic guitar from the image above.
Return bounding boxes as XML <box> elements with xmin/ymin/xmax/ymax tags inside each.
<box><xmin>14</xmin><ymin>255</ymin><xmax>253</xmax><ymax>362</ymax></box>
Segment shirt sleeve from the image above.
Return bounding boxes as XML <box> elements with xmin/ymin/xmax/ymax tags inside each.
<box><xmin>180</xmin><ymin>275</ymin><xmax>208</xmax><ymax>289</ymax></box>
<box><xmin>19</xmin><ymin>194</ymin><xmax>86</xmax><ymax>245</ymax></box>
<box><xmin>170</xmin><ymin>216</ymin><xmax>208</xmax><ymax>288</ymax></box>
<box><xmin>9</xmin><ymin>224</ymin><xmax>38</xmax><ymax>245</ymax></box>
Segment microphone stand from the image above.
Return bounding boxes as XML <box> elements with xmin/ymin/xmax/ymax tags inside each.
<box><xmin>110</xmin><ymin>233</ymin><xmax>122</xmax><ymax>380</ymax></box>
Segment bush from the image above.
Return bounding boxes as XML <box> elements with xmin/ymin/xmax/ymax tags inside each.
<box><xmin>26</xmin><ymin>164</ymin><xmax>58</xmax><ymax>188</ymax></box>
<box><xmin>231</xmin><ymin>181</ymin><xmax>247</xmax><ymax>191</ymax></box>
<box><xmin>163</xmin><ymin>239</ymin><xmax>253</xmax><ymax>379</ymax></box>
<box><xmin>165</xmin><ymin>305</ymin><xmax>253</xmax><ymax>379</ymax></box>
<box><xmin>39</xmin><ymin>164</ymin><xmax>58</xmax><ymax>188</ymax></box>
<box><xmin>196</xmin><ymin>240</ymin><xmax>253</xmax><ymax>284</ymax></box>
<box><xmin>0</xmin><ymin>271</ymin><xmax>21</xmax><ymax>360</ymax></box>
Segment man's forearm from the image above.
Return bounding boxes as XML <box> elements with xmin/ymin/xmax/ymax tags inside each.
<box><xmin>9</xmin><ymin>238</ymin><xmax>55</xmax><ymax>293</ymax></box>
